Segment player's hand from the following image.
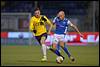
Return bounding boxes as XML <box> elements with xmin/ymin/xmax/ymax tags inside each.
<box><xmin>64</xmin><ymin>32</ymin><xmax>67</xmax><ymax>35</ymax></box>
<box><xmin>80</xmin><ymin>34</ymin><xmax>84</xmax><ymax>37</ymax></box>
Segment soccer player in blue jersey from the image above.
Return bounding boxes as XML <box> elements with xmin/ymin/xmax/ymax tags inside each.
<box><xmin>52</xmin><ymin>10</ymin><xmax>83</xmax><ymax>63</ymax></box>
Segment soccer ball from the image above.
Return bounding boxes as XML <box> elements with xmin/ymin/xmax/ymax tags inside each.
<box><xmin>56</xmin><ymin>56</ymin><xmax>64</xmax><ymax>64</ymax></box>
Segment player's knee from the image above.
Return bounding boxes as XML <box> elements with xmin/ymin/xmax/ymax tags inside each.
<box><xmin>41</xmin><ymin>40</ymin><xmax>45</xmax><ymax>44</ymax></box>
<box><xmin>41</xmin><ymin>36</ymin><xmax>46</xmax><ymax>40</ymax></box>
<box><xmin>41</xmin><ymin>36</ymin><xmax>46</xmax><ymax>44</ymax></box>
<box><xmin>60</xmin><ymin>41</ymin><xmax>64</xmax><ymax>47</ymax></box>
<box><xmin>40</xmin><ymin>40</ymin><xmax>45</xmax><ymax>44</ymax></box>
<box><xmin>52</xmin><ymin>47</ymin><xmax>57</xmax><ymax>50</ymax></box>
<box><xmin>60</xmin><ymin>45</ymin><xmax>64</xmax><ymax>48</ymax></box>
<box><xmin>52</xmin><ymin>44</ymin><xmax>57</xmax><ymax>50</ymax></box>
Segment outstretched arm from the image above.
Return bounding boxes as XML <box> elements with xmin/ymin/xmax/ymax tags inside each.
<box><xmin>69</xmin><ymin>22</ymin><xmax>83</xmax><ymax>37</ymax></box>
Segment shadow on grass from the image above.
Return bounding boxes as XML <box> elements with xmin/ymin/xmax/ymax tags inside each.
<box><xmin>17</xmin><ymin>60</ymin><xmax>68</xmax><ymax>64</ymax></box>
<box><xmin>17</xmin><ymin>60</ymin><xmax>56</xmax><ymax>63</ymax></box>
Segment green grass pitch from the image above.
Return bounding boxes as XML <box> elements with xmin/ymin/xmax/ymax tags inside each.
<box><xmin>1</xmin><ymin>45</ymin><xmax>99</xmax><ymax>66</ymax></box>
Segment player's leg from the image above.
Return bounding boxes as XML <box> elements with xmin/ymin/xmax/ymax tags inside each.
<box><xmin>49</xmin><ymin>43</ymin><xmax>64</xmax><ymax>59</ymax></box>
<box><xmin>60</xmin><ymin>41</ymin><xmax>75</xmax><ymax>63</ymax></box>
<box><xmin>64</xmin><ymin>43</ymin><xmax>76</xmax><ymax>63</ymax></box>
<box><xmin>60</xmin><ymin>41</ymin><xmax>71</xmax><ymax>57</ymax></box>
<box><xmin>35</xmin><ymin>35</ymin><xmax>47</xmax><ymax>61</ymax></box>
<box><xmin>49</xmin><ymin>36</ymin><xmax>64</xmax><ymax>59</ymax></box>
<box><xmin>53</xmin><ymin>34</ymin><xmax>61</xmax><ymax>52</ymax></box>
<box><xmin>40</xmin><ymin>33</ymin><xmax>48</xmax><ymax>61</ymax></box>
<box><xmin>60</xmin><ymin>35</ymin><xmax>71</xmax><ymax>57</ymax></box>
<box><xmin>64</xmin><ymin>35</ymin><xmax>76</xmax><ymax>63</ymax></box>
<box><xmin>57</xmin><ymin>44</ymin><xmax>61</xmax><ymax>52</ymax></box>
<box><xmin>45</xmin><ymin>34</ymin><xmax>64</xmax><ymax>59</ymax></box>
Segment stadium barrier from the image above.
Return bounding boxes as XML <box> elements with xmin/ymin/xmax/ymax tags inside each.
<box><xmin>1</xmin><ymin>32</ymin><xmax>99</xmax><ymax>46</ymax></box>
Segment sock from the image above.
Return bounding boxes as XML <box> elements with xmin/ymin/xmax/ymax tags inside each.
<box><xmin>42</xmin><ymin>44</ymin><xmax>47</xmax><ymax>58</ymax></box>
<box><xmin>57</xmin><ymin>44</ymin><xmax>60</xmax><ymax>51</ymax></box>
<box><xmin>49</xmin><ymin>48</ymin><xmax>63</xmax><ymax>57</ymax></box>
<box><xmin>61</xmin><ymin>44</ymin><xmax>71</xmax><ymax>58</ymax></box>
<box><xmin>54</xmin><ymin>49</ymin><xmax>62</xmax><ymax>56</ymax></box>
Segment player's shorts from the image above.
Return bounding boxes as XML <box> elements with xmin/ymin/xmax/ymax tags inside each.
<box><xmin>52</xmin><ymin>34</ymin><xmax>65</xmax><ymax>44</ymax></box>
<box><xmin>45</xmin><ymin>34</ymin><xmax>70</xmax><ymax>46</ymax></box>
<box><xmin>35</xmin><ymin>33</ymin><xmax>47</xmax><ymax>45</ymax></box>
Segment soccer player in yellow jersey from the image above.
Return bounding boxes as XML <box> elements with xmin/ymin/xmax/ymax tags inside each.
<box><xmin>29</xmin><ymin>8</ymin><xmax>52</xmax><ymax>61</ymax></box>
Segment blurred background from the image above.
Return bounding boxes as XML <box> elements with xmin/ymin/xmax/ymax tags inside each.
<box><xmin>1</xmin><ymin>1</ymin><xmax>99</xmax><ymax>45</ymax></box>
<box><xmin>1</xmin><ymin>1</ymin><xmax>99</xmax><ymax>32</ymax></box>
<box><xmin>1</xmin><ymin>1</ymin><xmax>99</xmax><ymax>66</ymax></box>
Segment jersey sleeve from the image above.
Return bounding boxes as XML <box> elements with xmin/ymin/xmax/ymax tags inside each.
<box><xmin>43</xmin><ymin>16</ymin><xmax>52</xmax><ymax>25</ymax></box>
<box><xmin>29</xmin><ymin>17</ymin><xmax>34</xmax><ymax>32</ymax></box>
<box><xmin>53</xmin><ymin>17</ymin><xmax>57</xmax><ymax>24</ymax></box>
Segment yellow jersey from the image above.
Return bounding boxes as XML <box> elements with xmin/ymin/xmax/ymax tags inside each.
<box><xmin>29</xmin><ymin>15</ymin><xmax>51</xmax><ymax>36</ymax></box>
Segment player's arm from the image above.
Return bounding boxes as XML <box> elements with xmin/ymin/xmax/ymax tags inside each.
<box><xmin>29</xmin><ymin>17</ymin><xmax>34</xmax><ymax>31</ymax></box>
<box><xmin>69</xmin><ymin>21</ymin><xmax>83</xmax><ymax>37</ymax></box>
<box><xmin>52</xmin><ymin>17</ymin><xmax>57</xmax><ymax>30</ymax></box>
<box><xmin>44</xmin><ymin>16</ymin><xmax>53</xmax><ymax>34</ymax></box>
<box><xmin>29</xmin><ymin>17</ymin><xmax>36</xmax><ymax>35</ymax></box>
<box><xmin>52</xmin><ymin>23</ymin><xmax>56</xmax><ymax>30</ymax></box>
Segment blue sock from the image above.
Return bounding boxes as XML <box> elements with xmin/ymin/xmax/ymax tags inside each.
<box><xmin>62</xmin><ymin>44</ymin><xmax>71</xmax><ymax>58</ymax></box>
<box><xmin>57</xmin><ymin>44</ymin><xmax>60</xmax><ymax>51</ymax></box>
<box><xmin>54</xmin><ymin>49</ymin><xmax>64</xmax><ymax>59</ymax></box>
<box><xmin>49</xmin><ymin>48</ymin><xmax>62</xmax><ymax>56</ymax></box>
<box><xmin>64</xmin><ymin>44</ymin><xmax>67</xmax><ymax>48</ymax></box>
<box><xmin>54</xmin><ymin>49</ymin><xmax>61</xmax><ymax>56</ymax></box>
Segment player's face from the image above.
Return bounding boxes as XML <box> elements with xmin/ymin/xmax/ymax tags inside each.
<box><xmin>58</xmin><ymin>11</ymin><xmax>65</xmax><ymax>20</ymax></box>
<box><xmin>59</xmin><ymin>14</ymin><xmax>64</xmax><ymax>20</ymax></box>
<box><xmin>34</xmin><ymin>10</ymin><xmax>41</xmax><ymax>18</ymax></box>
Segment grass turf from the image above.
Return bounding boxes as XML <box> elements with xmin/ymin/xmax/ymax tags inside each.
<box><xmin>1</xmin><ymin>45</ymin><xmax>99</xmax><ymax>66</ymax></box>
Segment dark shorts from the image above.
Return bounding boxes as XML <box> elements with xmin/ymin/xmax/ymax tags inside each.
<box><xmin>35</xmin><ymin>33</ymin><xmax>47</xmax><ymax>45</ymax></box>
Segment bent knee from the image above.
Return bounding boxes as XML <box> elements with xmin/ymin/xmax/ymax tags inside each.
<box><xmin>41</xmin><ymin>36</ymin><xmax>46</xmax><ymax>44</ymax></box>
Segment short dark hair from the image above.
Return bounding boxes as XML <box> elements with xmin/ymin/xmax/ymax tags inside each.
<box><xmin>57</xmin><ymin>9</ymin><xmax>68</xmax><ymax>15</ymax></box>
<box><xmin>34</xmin><ymin>7</ymin><xmax>40</xmax><ymax>12</ymax></box>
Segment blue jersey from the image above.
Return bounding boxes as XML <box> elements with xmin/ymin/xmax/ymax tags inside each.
<box><xmin>53</xmin><ymin>17</ymin><xmax>71</xmax><ymax>34</ymax></box>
